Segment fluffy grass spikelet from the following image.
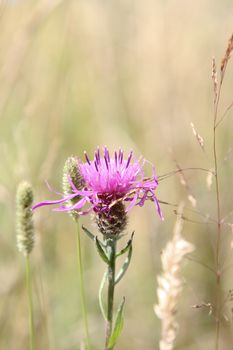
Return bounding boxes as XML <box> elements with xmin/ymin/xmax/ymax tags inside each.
<box><xmin>16</xmin><ymin>181</ymin><xmax>34</xmax><ymax>256</ymax></box>
<box><xmin>62</xmin><ymin>156</ymin><xmax>84</xmax><ymax>221</ymax></box>
<box><xmin>154</xmin><ymin>206</ymin><xmax>195</xmax><ymax>350</ymax></box>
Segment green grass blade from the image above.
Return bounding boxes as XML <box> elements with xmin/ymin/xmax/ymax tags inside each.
<box><xmin>98</xmin><ymin>271</ymin><xmax>108</xmax><ymax>321</ymax></box>
<box><xmin>114</xmin><ymin>245</ymin><xmax>133</xmax><ymax>285</ymax></box>
<box><xmin>95</xmin><ymin>236</ymin><xmax>109</xmax><ymax>264</ymax></box>
<box><xmin>108</xmin><ymin>297</ymin><xmax>125</xmax><ymax>349</ymax></box>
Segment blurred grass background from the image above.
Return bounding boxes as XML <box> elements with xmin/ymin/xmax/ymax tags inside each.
<box><xmin>0</xmin><ymin>0</ymin><xmax>233</xmax><ymax>349</ymax></box>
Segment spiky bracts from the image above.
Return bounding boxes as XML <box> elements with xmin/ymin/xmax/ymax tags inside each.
<box><xmin>95</xmin><ymin>201</ymin><xmax>127</xmax><ymax>237</ymax></box>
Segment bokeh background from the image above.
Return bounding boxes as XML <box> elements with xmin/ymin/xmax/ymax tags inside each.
<box><xmin>0</xmin><ymin>0</ymin><xmax>233</xmax><ymax>349</ymax></box>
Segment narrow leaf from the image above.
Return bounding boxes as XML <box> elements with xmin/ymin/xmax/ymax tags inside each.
<box><xmin>82</xmin><ymin>225</ymin><xmax>95</xmax><ymax>241</ymax></box>
<box><xmin>95</xmin><ymin>236</ymin><xmax>110</xmax><ymax>264</ymax></box>
<box><xmin>114</xmin><ymin>245</ymin><xmax>133</xmax><ymax>285</ymax></box>
<box><xmin>108</xmin><ymin>297</ymin><xmax>125</xmax><ymax>349</ymax></box>
<box><xmin>98</xmin><ymin>271</ymin><xmax>108</xmax><ymax>321</ymax></box>
<box><xmin>116</xmin><ymin>232</ymin><xmax>134</xmax><ymax>258</ymax></box>
<box><xmin>82</xmin><ymin>225</ymin><xmax>105</xmax><ymax>247</ymax></box>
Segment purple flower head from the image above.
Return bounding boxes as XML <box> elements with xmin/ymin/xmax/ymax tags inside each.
<box><xmin>32</xmin><ymin>147</ymin><xmax>163</xmax><ymax>219</ymax></box>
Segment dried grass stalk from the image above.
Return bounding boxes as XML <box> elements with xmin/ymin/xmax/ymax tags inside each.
<box><xmin>220</xmin><ymin>33</ymin><xmax>233</xmax><ymax>82</ymax></box>
<box><xmin>154</xmin><ymin>206</ymin><xmax>195</xmax><ymax>350</ymax></box>
<box><xmin>173</xmin><ymin>159</ymin><xmax>197</xmax><ymax>208</ymax></box>
<box><xmin>190</xmin><ymin>122</ymin><xmax>205</xmax><ymax>151</ymax></box>
<box><xmin>212</xmin><ymin>57</ymin><xmax>218</xmax><ymax>105</ymax></box>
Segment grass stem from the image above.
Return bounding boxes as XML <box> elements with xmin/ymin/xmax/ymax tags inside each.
<box><xmin>76</xmin><ymin>222</ymin><xmax>91</xmax><ymax>350</ymax></box>
<box><xmin>25</xmin><ymin>255</ymin><xmax>36</xmax><ymax>350</ymax></box>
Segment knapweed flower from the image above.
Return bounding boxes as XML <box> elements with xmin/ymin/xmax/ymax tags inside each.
<box><xmin>33</xmin><ymin>147</ymin><xmax>162</xmax><ymax>235</ymax></box>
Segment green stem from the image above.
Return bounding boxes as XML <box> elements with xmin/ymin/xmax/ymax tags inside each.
<box><xmin>25</xmin><ymin>255</ymin><xmax>36</xmax><ymax>350</ymax></box>
<box><xmin>76</xmin><ymin>223</ymin><xmax>91</xmax><ymax>350</ymax></box>
<box><xmin>105</xmin><ymin>239</ymin><xmax>116</xmax><ymax>350</ymax></box>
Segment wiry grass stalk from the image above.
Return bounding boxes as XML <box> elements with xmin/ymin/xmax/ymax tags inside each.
<box><xmin>76</xmin><ymin>222</ymin><xmax>91</xmax><ymax>350</ymax></box>
<box><xmin>25</xmin><ymin>255</ymin><xmax>36</xmax><ymax>350</ymax></box>
<box><xmin>212</xmin><ymin>55</ymin><xmax>223</xmax><ymax>350</ymax></box>
<box><xmin>213</xmin><ymin>110</ymin><xmax>221</xmax><ymax>350</ymax></box>
<box><xmin>212</xmin><ymin>34</ymin><xmax>233</xmax><ymax>348</ymax></box>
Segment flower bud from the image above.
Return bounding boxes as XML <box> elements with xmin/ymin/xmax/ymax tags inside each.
<box><xmin>16</xmin><ymin>181</ymin><xmax>34</xmax><ymax>256</ymax></box>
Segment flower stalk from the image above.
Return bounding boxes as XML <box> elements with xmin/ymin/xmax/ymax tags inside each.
<box><xmin>83</xmin><ymin>224</ymin><xmax>133</xmax><ymax>350</ymax></box>
<box><xmin>105</xmin><ymin>238</ymin><xmax>117</xmax><ymax>350</ymax></box>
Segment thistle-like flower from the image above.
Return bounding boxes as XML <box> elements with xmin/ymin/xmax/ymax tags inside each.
<box><xmin>33</xmin><ymin>147</ymin><xmax>162</xmax><ymax>235</ymax></box>
<box><xmin>16</xmin><ymin>181</ymin><xmax>34</xmax><ymax>256</ymax></box>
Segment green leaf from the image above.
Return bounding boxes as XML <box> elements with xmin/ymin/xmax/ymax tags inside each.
<box><xmin>82</xmin><ymin>225</ymin><xmax>105</xmax><ymax>247</ymax></box>
<box><xmin>98</xmin><ymin>270</ymin><xmax>108</xmax><ymax>321</ymax></box>
<box><xmin>82</xmin><ymin>225</ymin><xmax>95</xmax><ymax>241</ymax></box>
<box><xmin>116</xmin><ymin>232</ymin><xmax>134</xmax><ymax>258</ymax></box>
<box><xmin>108</xmin><ymin>297</ymin><xmax>125</xmax><ymax>349</ymax></box>
<box><xmin>95</xmin><ymin>236</ymin><xmax>110</xmax><ymax>264</ymax></box>
<box><xmin>114</xmin><ymin>244</ymin><xmax>133</xmax><ymax>285</ymax></box>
